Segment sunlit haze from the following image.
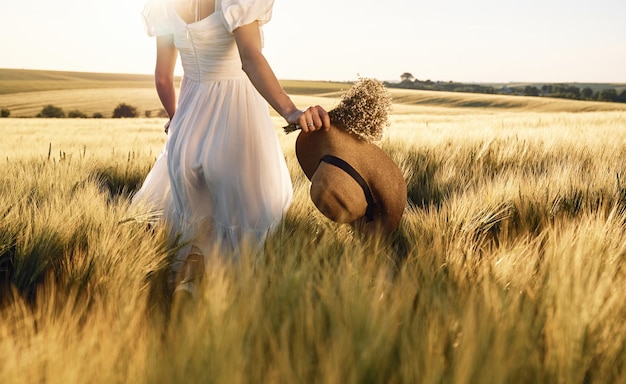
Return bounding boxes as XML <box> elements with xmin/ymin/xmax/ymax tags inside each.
<box><xmin>1</xmin><ymin>0</ymin><xmax>625</xmax><ymax>83</ymax></box>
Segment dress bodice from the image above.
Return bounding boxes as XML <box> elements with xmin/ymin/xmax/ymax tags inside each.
<box><xmin>142</xmin><ymin>0</ymin><xmax>275</xmax><ymax>83</ymax></box>
<box><xmin>169</xmin><ymin>6</ymin><xmax>245</xmax><ymax>82</ymax></box>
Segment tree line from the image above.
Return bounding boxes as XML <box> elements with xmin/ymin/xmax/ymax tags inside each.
<box><xmin>388</xmin><ymin>73</ymin><xmax>626</xmax><ymax>103</ymax></box>
<box><xmin>0</xmin><ymin>103</ymin><xmax>168</xmax><ymax>119</ymax></box>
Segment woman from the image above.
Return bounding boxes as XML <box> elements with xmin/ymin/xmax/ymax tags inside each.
<box><xmin>135</xmin><ymin>0</ymin><xmax>330</xmax><ymax>296</ymax></box>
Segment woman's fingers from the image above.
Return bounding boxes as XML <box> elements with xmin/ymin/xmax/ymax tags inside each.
<box><xmin>317</xmin><ymin>105</ymin><xmax>331</xmax><ymax>131</ymax></box>
<box><xmin>300</xmin><ymin>105</ymin><xmax>330</xmax><ymax>132</ymax></box>
<box><xmin>299</xmin><ymin>113</ymin><xmax>314</xmax><ymax>133</ymax></box>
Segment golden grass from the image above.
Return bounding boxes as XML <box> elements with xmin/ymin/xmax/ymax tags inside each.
<box><xmin>4</xmin><ymin>85</ymin><xmax>625</xmax><ymax>118</ymax></box>
<box><xmin>277</xmin><ymin>79</ymin><xmax>353</xmax><ymax>96</ymax></box>
<box><xmin>0</xmin><ymin>69</ymin><xmax>351</xmax><ymax>117</ymax></box>
<box><xmin>1</xmin><ymin>94</ymin><xmax>626</xmax><ymax>383</ymax></box>
<box><xmin>0</xmin><ymin>69</ymin><xmax>156</xmax><ymax>93</ymax></box>
<box><xmin>0</xmin><ymin>89</ymin><xmax>169</xmax><ymax>118</ymax></box>
<box><xmin>2</xmin><ymin>68</ymin><xmax>625</xmax><ymax>121</ymax></box>
<box><xmin>387</xmin><ymin>88</ymin><xmax>626</xmax><ymax>113</ymax></box>
<box><xmin>0</xmin><ymin>84</ymin><xmax>343</xmax><ymax>118</ymax></box>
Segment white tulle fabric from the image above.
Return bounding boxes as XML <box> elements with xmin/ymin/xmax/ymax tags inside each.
<box><xmin>134</xmin><ymin>0</ymin><xmax>292</xmax><ymax>261</ymax></box>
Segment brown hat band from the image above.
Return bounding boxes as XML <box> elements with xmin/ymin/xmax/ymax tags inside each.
<box><xmin>319</xmin><ymin>155</ymin><xmax>375</xmax><ymax>222</ymax></box>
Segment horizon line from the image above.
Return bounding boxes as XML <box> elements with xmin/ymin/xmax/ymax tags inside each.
<box><xmin>1</xmin><ymin>67</ymin><xmax>626</xmax><ymax>86</ymax></box>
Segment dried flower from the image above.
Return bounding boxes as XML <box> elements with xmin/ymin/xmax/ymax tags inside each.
<box><xmin>283</xmin><ymin>78</ymin><xmax>392</xmax><ymax>143</ymax></box>
<box><xmin>328</xmin><ymin>78</ymin><xmax>392</xmax><ymax>142</ymax></box>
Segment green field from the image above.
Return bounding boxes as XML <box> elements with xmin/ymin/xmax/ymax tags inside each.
<box><xmin>1</xmin><ymin>70</ymin><xmax>626</xmax><ymax>383</ymax></box>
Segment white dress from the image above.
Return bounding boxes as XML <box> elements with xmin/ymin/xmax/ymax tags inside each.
<box><xmin>133</xmin><ymin>0</ymin><xmax>293</xmax><ymax>260</ymax></box>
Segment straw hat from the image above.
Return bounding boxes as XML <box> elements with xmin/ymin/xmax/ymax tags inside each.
<box><xmin>291</xmin><ymin>79</ymin><xmax>406</xmax><ymax>236</ymax></box>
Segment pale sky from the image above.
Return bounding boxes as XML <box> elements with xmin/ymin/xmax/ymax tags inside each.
<box><xmin>0</xmin><ymin>0</ymin><xmax>625</xmax><ymax>83</ymax></box>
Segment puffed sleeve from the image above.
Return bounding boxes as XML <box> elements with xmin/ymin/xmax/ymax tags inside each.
<box><xmin>220</xmin><ymin>0</ymin><xmax>275</xmax><ymax>34</ymax></box>
<box><xmin>141</xmin><ymin>0</ymin><xmax>172</xmax><ymax>37</ymax></box>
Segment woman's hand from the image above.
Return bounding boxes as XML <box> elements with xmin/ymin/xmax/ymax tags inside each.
<box><xmin>285</xmin><ymin>105</ymin><xmax>331</xmax><ymax>133</ymax></box>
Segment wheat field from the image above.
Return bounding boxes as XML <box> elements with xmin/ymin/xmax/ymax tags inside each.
<box><xmin>1</xmin><ymin>87</ymin><xmax>626</xmax><ymax>383</ymax></box>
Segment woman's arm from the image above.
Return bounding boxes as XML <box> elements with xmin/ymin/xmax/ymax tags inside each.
<box><xmin>233</xmin><ymin>21</ymin><xmax>329</xmax><ymax>133</ymax></box>
<box><xmin>155</xmin><ymin>35</ymin><xmax>178</xmax><ymax>123</ymax></box>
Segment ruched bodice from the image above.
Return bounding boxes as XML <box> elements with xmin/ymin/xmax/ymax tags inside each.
<box><xmin>170</xmin><ymin>9</ymin><xmax>246</xmax><ymax>82</ymax></box>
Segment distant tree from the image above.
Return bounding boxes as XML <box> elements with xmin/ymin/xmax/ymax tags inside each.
<box><xmin>581</xmin><ymin>87</ymin><xmax>594</xmax><ymax>100</ymax></box>
<box><xmin>598</xmin><ymin>89</ymin><xmax>617</xmax><ymax>102</ymax></box>
<box><xmin>550</xmin><ymin>84</ymin><xmax>581</xmax><ymax>99</ymax></box>
<box><xmin>568</xmin><ymin>86</ymin><xmax>581</xmax><ymax>98</ymax></box>
<box><xmin>400</xmin><ymin>72</ymin><xmax>414</xmax><ymax>82</ymax></box>
<box><xmin>93</xmin><ymin>112</ymin><xmax>104</xmax><ymax>118</ymax></box>
<box><xmin>37</xmin><ymin>105</ymin><xmax>65</xmax><ymax>118</ymax></box>
<box><xmin>113</xmin><ymin>103</ymin><xmax>138</xmax><ymax>118</ymax></box>
<box><xmin>617</xmin><ymin>90</ymin><xmax>626</xmax><ymax>103</ymax></box>
<box><xmin>541</xmin><ymin>84</ymin><xmax>552</xmax><ymax>95</ymax></box>
<box><xmin>68</xmin><ymin>110</ymin><xmax>87</xmax><ymax>118</ymax></box>
<box><xmin>523</xmin><ymin>86</ymin><xmax>541</xmax><ymax>97</ymax></box>
<box><xmin>0</xmin><ymin>108</ymin><xmax>9</xmax><ymax>118</ymax></box>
